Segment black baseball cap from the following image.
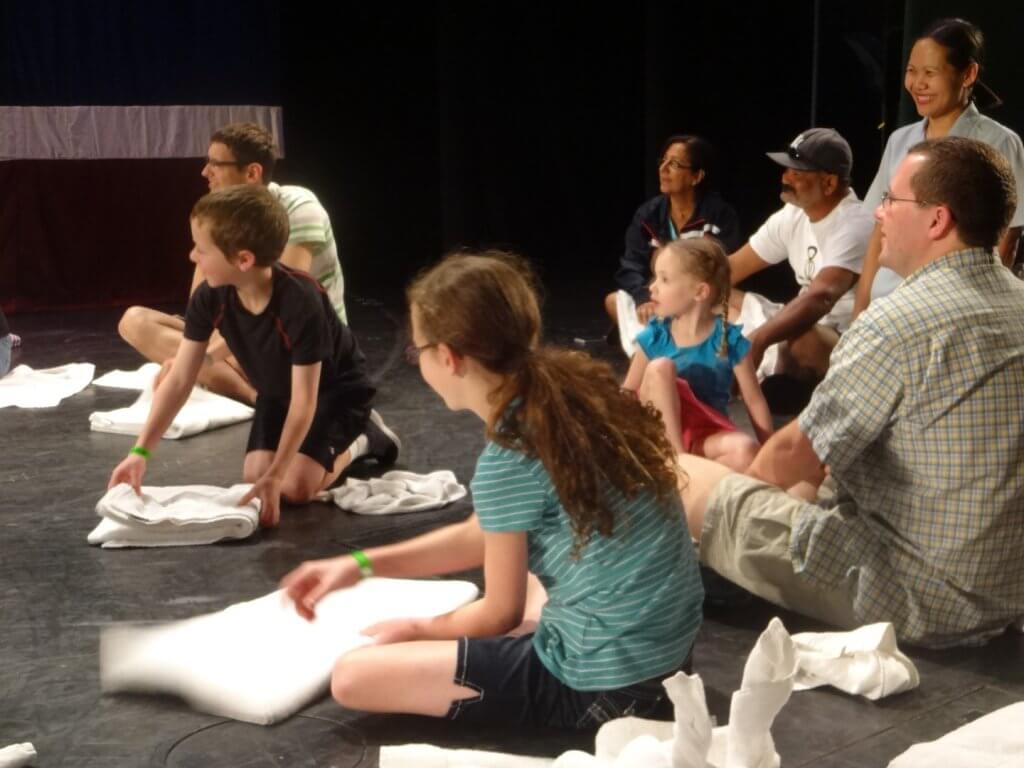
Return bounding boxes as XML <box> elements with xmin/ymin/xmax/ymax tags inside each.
<box><xmin>767</xmin><ymin>128</ymin><xmax>852</xmax><ymax>183</ymax></box>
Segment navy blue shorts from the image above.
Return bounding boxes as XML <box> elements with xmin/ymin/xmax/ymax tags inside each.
<box><xmin>446</xmin><ymin>633</ymin><xmax>689</xmax><ymax>730</ymax></box>
<box><xmin>246</xmin><ymin>388</ymin><xmax>371</xmax><ymax>472</ymax></box>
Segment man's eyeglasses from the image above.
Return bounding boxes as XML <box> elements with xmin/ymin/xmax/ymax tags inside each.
<box><xmin>204</xmin><ymin>158</ymin><xmax>245</xmax><ymax>169</ymax></box>
<box><xmin>659</xmin><ymin>158</ymin><xmax>693</xmax><ymax>172</ymax></box>
<box><xmin>405</xmin><ymin>343</ymin><xmax>438</xmax><ymax>365</ymax></box>
<box><xmin>880</xmin><ymin>191</ymin><xmax>929</xmax><ymax>209</ymax></box>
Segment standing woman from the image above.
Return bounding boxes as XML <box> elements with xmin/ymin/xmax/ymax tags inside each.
<box><xmin>606</xmin><ymin>135</ymin><xmax>742</xmax><ymax>327</ymax></box>
<box><xmin>853</xmin><ymin>17</ymin><xmax>1024</xmax><ymax>316</ymax></box>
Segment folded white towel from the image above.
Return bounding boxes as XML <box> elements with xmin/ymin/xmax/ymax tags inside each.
<box><xmin>737</xmin><ymin>293</ymin><xmax>782</xmax><ymax>380</ymax></box>
<box><xmin>792</xmin><ymin>623</ymin><xmax>919</xmax><ymax>700</ymax></box>
<box><xmin>0</xmin><ymin>363</ymin><xmax>95</xmax><ymax>408</ymax></box>
<box><xmin>615</xmin><ymin>290</ymin><xmax>644</xmax><ymax>358</ymax></box>
<box><xmin>888</xmin><ymin>701</ymin><xmax>1024</xmax><ymax>767</ymax></box>
<box><xmin>93</xmin><ymin>362</ymin><xmax>162</xmax><ymax>390</ymax></box>
<box><xmin>100</xmin><ymin>578</ymin><xmax>479</xmax><ymax>725</ymax></box>
<box><xmin>381</xmin><ymin>617</ymin><xmax>797</xmax><ymax>768</ymax></box>
<box><xmin>88</xmin><ymin>483</ymin><xmax>260</xmax><ymax>548</ymax></box>
<box><xmin>0</xmin><ymin>742</ymin><xmax>37</xmax><ymax>768</ymax></box>
<box><xmin>89</xmin><ymin>382</ymin><xmax>253</xmax><ymax>439</ymax></box>
<box><xmin>318</xmin><ymin>470</ymin><xmax>467</xmax><ymax>515</ymax></box>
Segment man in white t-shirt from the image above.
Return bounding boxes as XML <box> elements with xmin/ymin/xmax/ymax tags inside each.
<box><xmin>729</xmin><ymin>128</ymin><xmax>874</xmax><ymax>381</ymax></box>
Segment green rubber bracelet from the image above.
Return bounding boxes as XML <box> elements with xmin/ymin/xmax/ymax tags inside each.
<box><xmin>130</xmin><ymin>445</ymin><xmax>152</xmax><ymax>460</ymax></box>
<box><xmin>350</xmin><ymin>549</ymin><xmax>373</xmax><ymax>579</ymax></box>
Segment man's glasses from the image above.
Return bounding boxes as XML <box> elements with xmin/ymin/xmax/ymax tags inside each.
<box><xmin>880</xmin><ymin>190</ymin><xmax>929</xmax><ymax>209</ymax></box>
<box><xmin>405</xmin><ymin>343</ymin><xmax>438</xmax><ymax>365</ymax></box>
<box><xmin>204</xmin><ymin>158</ymin><xmax>244</xmax><ymax>169</ymax></box>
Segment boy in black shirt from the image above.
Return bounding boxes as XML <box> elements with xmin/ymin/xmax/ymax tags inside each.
<box><xmin>108</xmin><ymin>186</ymin><xmax>395</xmax><ymax>525</ymax></box>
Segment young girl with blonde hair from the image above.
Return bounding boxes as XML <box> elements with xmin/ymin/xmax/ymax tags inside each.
<box><xmin>281</xmin><ymin>250</ymin><xmax>703</xmax><ymax>729</ymax></box>
<box><xmin>623</xmin><ymin>237</ymin><xmax>772</xmax><ymax>471</ymax></box>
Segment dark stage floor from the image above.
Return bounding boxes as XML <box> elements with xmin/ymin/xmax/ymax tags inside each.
<box><xmin>2</xmin><ymin>292</ymin><xmax>1023</xmax><ymax>767</ymax></box>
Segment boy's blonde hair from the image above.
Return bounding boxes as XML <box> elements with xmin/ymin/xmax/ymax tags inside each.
<box><xmin>191</xmin><ymin>185</ymin><xmax>290</xmax><ymax>267</ymax></box>
<box><xmin>658</xmin><ymin>237</ymin><xmax>732</xmax><ymax>357</ymax></box>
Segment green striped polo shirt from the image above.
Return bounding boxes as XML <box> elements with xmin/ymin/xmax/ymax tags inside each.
<box><xmin>268</xmin><ymin>182</ymin><xmax>347</xmax><ymax>324</ymax></box>
<box><xmin>471</xmin><ymin>441</ymin><xmax>703</xmax><ymax>690</ymax></box>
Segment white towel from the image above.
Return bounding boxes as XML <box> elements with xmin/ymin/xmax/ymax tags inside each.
<box><xmin>89</xmin><ymin>382</ymin><xmax>253</xmax><ymax>439</ymax></box>
<box><xmin>736</xmin><ymin>293</ymin><xmax>782</xmax><ymax>380</ymax></box>
<box><xmin>0</xmin><ymin>743</ymin><xmax>37</xmax><ymax>768</ymax></box>
<box><xmin>615</xmin><ymin>290</ymin><xmax>645</xmax><ymax>358</ymax></box>
<box><xmin>792</xmin><ymin>623</ymin><xmax>919</xmax><ymax>700</ymax></box>
<box><xmin>0</xmin><ymin>363</ymin><xmax>95</xmax><ymax>408</ymax></box>
<box><xmin>381</xmin><ymin>617</ymin><xmax>797</xmax><ymax>768</ymax></box>
<box><xmin>88</xmin><ymin>483</ymin><xmax>260</xmax><ymax>548</ymax></box>
<box><xmin>318</xmin><ymin>470</ymin><xmax>467</xmax><ymax>515</ymax></box>
<box><xmin>888</xmin><ymin>701</ymin><xmax>1024</xmax><ymax>768</ymax></box>
<box><xmin>100</xmin><ymin>578</ymin><xmax>479</xmax><ymax>725</ymax></box>
<box><xmin>92</xmin><ymin>362</ymin><xmax>162</xmax><ymax>390</ymax></box>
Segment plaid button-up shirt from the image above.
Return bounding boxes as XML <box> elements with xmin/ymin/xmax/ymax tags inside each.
<box><xmin>796</xmin><ymin>248</ymin><xmax>1024</xmax><ymax>648</ymax></box>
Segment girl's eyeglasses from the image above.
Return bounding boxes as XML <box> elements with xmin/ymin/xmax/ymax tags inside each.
<box><xmin>405</xmin><ymin>343</ymin><xmax>438</xmax><ymax>365</ymax></box>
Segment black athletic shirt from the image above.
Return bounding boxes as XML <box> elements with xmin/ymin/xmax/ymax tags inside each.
<box><xmin>183</xmin><ymin>264</ymin><xmax>373</xmax><ymax>402</ymax></box>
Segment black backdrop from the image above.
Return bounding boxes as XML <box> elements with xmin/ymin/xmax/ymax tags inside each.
<box><xmin>3</xmin><ymin>0</ymin><xmax>1021</xmax><ymax>310</ymax></box>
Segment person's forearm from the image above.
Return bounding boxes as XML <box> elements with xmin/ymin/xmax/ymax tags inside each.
<box><xmin>266</xmin><ymin>399</ymin><xmax>316</xmax><ymax>479</ymax></box>
<box><xmin>416</xmin><ymin>596</ymin><xmax>523</xmax><ymax>640</ymax></box>
<box><xmin>751</xmin><ymin>290</ymin><xmax>835</xmax><ymax>351</ymax></box>
<box><xmin>852</xmin><ymin>224</ymin><xmax>883</xmax><ymax>319</ymax></box>
<box><xmin>747</xmin><ymin>421</ymin><xmax>824</xmax><ymax>488</ymax></box>
<box><xmin>364</xmin><ymin>517</ymin><xmax>486</xmax><ymax>578</ymax></box>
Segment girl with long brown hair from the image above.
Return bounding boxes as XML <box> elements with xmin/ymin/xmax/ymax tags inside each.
<box><xmin>281</xmin><ymin>250</ymin><xmax>703</xmax><ymax>729</ymax></box>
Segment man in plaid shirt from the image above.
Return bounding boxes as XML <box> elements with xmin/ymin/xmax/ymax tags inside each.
<box><xmin>677</xmin><ymin>136</ymin><xmax>1024</xmax><ymax>649</ymax></box>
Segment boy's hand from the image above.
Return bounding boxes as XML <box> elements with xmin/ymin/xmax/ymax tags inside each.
<box><xmin>240</xmin><ymin>473</ymin><xmax>283</xmax><ymax>527</ymax></box>
<box><xmin>280</xmin><ymin>555</ymin><xmax>361</xmax><ymax>621</ymax></box>
<box><xmin>109</xmin><ymin>454</ymin><xmax>146</xmax><ymax>495</ymax></box>
<box><xmin>361</xmin><ymin>617</ymin><xmax>425</xmax><ymax>645</ymax></box>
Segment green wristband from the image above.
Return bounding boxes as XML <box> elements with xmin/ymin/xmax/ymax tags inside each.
<box><xmin>350</xmin><ymin>549</ymin><xmax>373</xmax><ymax>579</ymax></box>
<box><xmin>130</xmin><ymin>445</ymin><xmax>152</xmax><ymax>460</ymax></box>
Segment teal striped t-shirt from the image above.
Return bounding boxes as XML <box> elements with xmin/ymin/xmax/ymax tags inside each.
<box><xmin>471</xmin><ymin>441</ymin><xmax>703</xmax><ymax>691</ymax></box>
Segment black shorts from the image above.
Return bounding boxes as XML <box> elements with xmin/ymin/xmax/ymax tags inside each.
<box><xmin>446</xmin><ymin>633</ymin><xmax>687</xmax><ymax>730</ymax></box>
<box><xmin>246</xmin><ymin>387</ymin><xmax>372</xmax><ymax>472</ymax></box>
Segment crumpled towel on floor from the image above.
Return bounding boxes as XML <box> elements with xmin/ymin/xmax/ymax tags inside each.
<box><xmin>89</xmin><ymin>381</ymin><xmax>253</xmax><ymax>439</ymax></box>
<box><xmin>88</xmin><ymin>483</ymin><xmax>261</xmax><ymax>548</ymax></box>
<box><xmin>888</xmin><ymin>701</ymin><xmax>1024</xmax><ymax>767</ymax></box>
<box><xmin>792</xmin><ymin>622</ymin><xmax>919</xmax><ymax>700</ymax></box>
<box><xmin>318</xmin><ymin>470</ymin><xmax>467</xmax><ymax>515</ymax></box>
<box><xmin>0</xmin><ymin>742</ymin><xmax>37</xmax><ymax>768</ymax></box>
<box><xmin>100</xmin><ymin>578</ymin><xmax>479</xmax><ymax>725</ymax></box>
<box><xmin>0</xmin><ymin>363</ymin><xmax>95</xmax><ymax>409</ymax></box>
<box><xmin>614</xmin><ymin>290</ymin><xmax>644</xmax><ymax>358</ymax></box>
<box><xmin>381</xmin><ymin>617</ymin><xmax>797</xmax><ymax>768</ymax></box>
<box><xmin>92</xmin><ymin>362</ymin><xmax>161</xmax><ymax>390</ymax></box>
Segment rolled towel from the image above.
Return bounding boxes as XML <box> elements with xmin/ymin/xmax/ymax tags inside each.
<box><xmin>0</xmin><ymin>363</ymin><xmax>95</xmax><ymax>409</ymax></box>
<box><xmin>319</xmin><ymin>470</ymin><xmax>467</xmax><ymax>515</ymax></box>
<box><xmin>888</xmin><ymin>701</ymin><xmax>1024</xmax><ymax>768</ymax></box>
<box><xmin>736</xmin><ymin>293</ymin><xmax>782</xmax><ymax>380</ymax></box>
<box><xmin>0</xmin><ymin>742</ymin><xmax>37</xmax><ymax>768</ymax></box>
<box><xmin>88</xmin><ymin>483</ymin><xmax>260</xmax><ymax>548</ymax></box>
<box><xmin>89</xmin><ymin>383</ymin><xmax>253</xmax><ymax>439</ymax></box>
<box><xmin>614</xmin><ymin>290</ymin><xmax>644</xmax><ymax>358</ymax></box>
<box><xmin>792</xmin><ymin>623</ymin><xmax>919</xmax><ymax>700</ymax></box>
<box><xmin>101</xmin><ymin>578</ymin><xmax>479</xmax><ymax>725</ymax></box>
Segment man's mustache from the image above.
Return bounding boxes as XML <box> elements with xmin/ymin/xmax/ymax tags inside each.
<box><xmin>781</xmin><ymin>184</ymin><xmax>795</xmax><ymax>194</ymax></box>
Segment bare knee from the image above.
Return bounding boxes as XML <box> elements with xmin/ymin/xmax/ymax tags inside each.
<box><xmin>280</xmin><ymin>472</ymin><xmax>322</xmax><ymax>504</ymax></box>
<box><xmin>118</xmin><ymin>306</ymin><xmax>148</xmax><ymax>346</ymax></box>
<box><xmin>331</xmin><ymin>653</ymin><xmax>372</xmax><ymax>710</ymax></box>
<box><xmin>604</xmin><ymin>292</ymin><xmax>619</xmax><ymax>322</ymax></box>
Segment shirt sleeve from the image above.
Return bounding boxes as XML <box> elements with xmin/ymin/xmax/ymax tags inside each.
<box><xmin>182</xmin><ymin>282</ymin><xmax>217</xmax><ymax>343</ymax></box>
<box><xmin>616</xmin><ymin>203</ymin><xmax>659</xmax><ymax>302</ymax></box>
<box><xmin>798</xmin><ymin>317</ymin><xmax>902</xmax><ymax>474</ymax></box>
<box><xmin>285</xmin><ymin>290</ymin><xmax>331</xmax><ymax>367</ymax></box>
<box><xmin>819</xmin><ymin>204</ymin><xmax>873</xmax><ymax>274</ymax></box>
<box><xmin>862</xmin><ymin>130</ymin><xmax>904</xmax><ymax>210</ymax></box>
<box><xmin>986</xmin><ymin>128</ymin><xmax>1024</xmax><ymax>228</ymax></box>
<box><xmin>725</xmin><ymin>320</ymin><xmax>751</xmax><ymax>367</ymax></box>
<box><xmin>634</xmin><ymin>318</ymin><xmax>667</xmax><ymax>359</ymax></box>
<box><xmin>747</xmin><ymin>207</ymin><xmax>793</xmax><ymax>265</ymax></box>
<box><xmin>287</xmin><ymin>196</ymin><xmax>329</xmax><ymax>247</ymax></box>
<box><xmin>471</xmin><ymin>444</ymin><xmax>549</xmax><ymax>532</ymax></box>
